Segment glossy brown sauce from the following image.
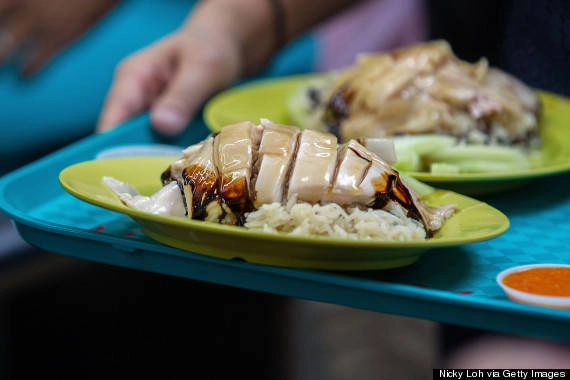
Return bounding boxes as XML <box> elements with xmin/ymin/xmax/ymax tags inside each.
<box><xmin>324</xmin><ymin>86</ymin><xmax>353</xmax><ymax>138</ymax></box>
<box><xmin>160</xmin><ymin>167</ymin><xmax>173</xmax><ymax>185</ymax></box>
<box><xmin>181</xmin><ymin>164</ymin><xmax>218</xmax><ymax>220</ymax></box>
<box><xmin>180</xmin><ymin>164</ymin><xmax>253</xmax><ymax>225</ymax></box>
<box><xmin>371</xmin><ymin>173</ymin><xmax>425</xmax><ymax>234</ymax></box>
<box><xmin>219</xmin><ymin>175</ymin><xmax>254</xmax><ymax>224</ymax></box>
<box><xmin>347</xmin><ymin>145</ymin><xmax>425</xmax><ymax>234</ymax></box>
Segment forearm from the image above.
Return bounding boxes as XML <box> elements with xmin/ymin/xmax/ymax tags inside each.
<box><xmin>182</xmin><ymin>0</ymin><xmax>357</xmax><ymax>76</ymax></box>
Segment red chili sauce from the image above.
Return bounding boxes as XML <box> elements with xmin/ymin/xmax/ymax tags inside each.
<box><xmin>503</xmin><ymin>267</ymin><xmax>570</xmax><ymax>297</ymax></box>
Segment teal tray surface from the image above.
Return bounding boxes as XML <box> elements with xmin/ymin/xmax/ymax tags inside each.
<box><xmin>1</xmin><ymin>115</ymin><xmax>569</xmax><ymax>341</ymax></box>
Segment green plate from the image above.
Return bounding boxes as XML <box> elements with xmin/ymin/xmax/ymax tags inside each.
<box><xmin>204</xmin><ymin>75</ymin><xmax>570</xmax><ymax>195</ymax></box>
<box><xmin>59</xmin><ymin>157</ymin><xmax>509</xmax><ymax>270</ymax></box>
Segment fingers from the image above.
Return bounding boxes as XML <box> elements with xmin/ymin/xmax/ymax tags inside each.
<box><xmin>96</xmin><ymin>65</ymin><xmax>155</xmax><ymax>132</ymax></box>
<box><xmin>150</xmin><ymin>65</ymin><xmax>204</xmax><ymax>136</ymax></box>
<box><xmin>150</xmin><ymin>47</ymin><xmax>240</xmax><ymax>136</ymax></box>
<box><xmin>96</xmin><ymin>49</ymin><xmax>172</xmax><ymax>133</ymax></box>
<box><xmin>98</xmin><ymin>32</ymin><xmax>241</xmax><ymax>135</ymax></box>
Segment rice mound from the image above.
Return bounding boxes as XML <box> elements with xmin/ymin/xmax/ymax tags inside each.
<box><xmin>244</xmin><ymin>197</ymin><xmax>426</xmax><ymax>240</ymax></box>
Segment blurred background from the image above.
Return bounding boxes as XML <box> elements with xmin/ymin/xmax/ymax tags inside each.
<box><xmin>0</xmin><ymin>0</ymin><xmax>568</xmax><ymax>378</ymax></box>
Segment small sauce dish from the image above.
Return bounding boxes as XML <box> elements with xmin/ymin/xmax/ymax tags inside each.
<box><xmin>496</xmin><ymin>264</ymin><xmax>570</xmax><ymax>310</ymax></box>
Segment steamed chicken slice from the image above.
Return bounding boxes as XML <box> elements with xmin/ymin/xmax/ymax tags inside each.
<box><xmin>106</xmin><ymin>119</ymin><xmax>455</xmax><ymax>236</ymax></box>
<box><xmin>252</xmin><ymin>120</ymin><xmax>300</xmax><ymax>208</ymax></box>
<box><xmin>345</xmin><ymin>140</ymin><xmax>420</xmax><ymax>216</ymax></box>
<box><xmin>356</xmin><ymin>137</ymin><xmax>397</xmax><ymax>165</ymax></box>
<box><xmin>286</xmin><ymin>129</ymin><xmax>337</xmax><ymax>203</ymax></box>
<box><xmin>325</xmin><ymin>140</ymin><xmax>374</xmax><ymax>206</ymax></box>
<box><xmin>165</xmin><ymin>141</ymin><xmax>205</xmax><ymax>182</ymax></box>
<box><xmin>212</xmin><ymin>121</ymin><xmax>257</xmax><ymax>210</ymax></box>
<box><xmin>341</xmin><ymin>140</ymin><xmax>454</xmax><ymax>235</ymax></box>
<box><xmin>178</xmin><ymin>135</ymin><xmax>218</xmax><ymax>219</ymax></box>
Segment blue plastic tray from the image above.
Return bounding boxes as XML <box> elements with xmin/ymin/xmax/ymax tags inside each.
<box><xmin>1</xmin><ymin>114</ymin><xmax>569</xmax><ymax>342</ymax></box>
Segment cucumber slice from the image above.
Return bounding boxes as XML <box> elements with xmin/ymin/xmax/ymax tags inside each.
<box><xmin>392</xmin><ymin>135</ymin><xmax>457</xmax><ymax>156</ymax></box>
<box><xmin>424</xmin><ymin>145</ymin><xmax>530</xmax><ymax>173</ymax></box>
<box><xmin>430</xmin><ymin>163</ymin><xmax>461</xmax><ymax>174</ymax></box>
<box><xmin>426</xmin><ymin>145</ymin><xmax>528</xmax><ymax>163</ymax></box>
<box><xmin>394</xmin><ymin>151</ymin><xmax>422</xmax><ymax>172</ymax></box>
<box><xmin>392</xmin><ymin>135</ymin><xmax>535</xmax><ymax>174</ymax></box>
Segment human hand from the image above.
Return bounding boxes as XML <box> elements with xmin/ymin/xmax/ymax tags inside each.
<box><xmin>96</xmin><ymin>23</ymin><xmax>243</xmax><ymax>136</ymax></box>
<box><xmin>0</xmin><ymin>0</ymin><xmax>118</xmax><ymax>76</ymax></box>
<box><xmin>96</xmin><ymin>0</ymin><xmax>355</xmax><ymax>135</ymax></box>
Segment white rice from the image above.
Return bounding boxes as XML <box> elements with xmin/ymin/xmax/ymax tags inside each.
<box><xmin>244</xmin><ymin>196</ymin><xmax>426</xmax><ymax>240</ymax></box>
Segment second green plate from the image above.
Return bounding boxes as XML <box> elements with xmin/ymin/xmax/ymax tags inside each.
<box><xmin>204</xmin><ymin>75</ymin><xmax>570</xmax><ymax>195</ymax></box>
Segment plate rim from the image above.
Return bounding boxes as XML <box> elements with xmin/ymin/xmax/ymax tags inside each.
<box><xmin>59</xmin><ymin>157</ymin><xmax>510</xmax><ymax>251</ymax></box>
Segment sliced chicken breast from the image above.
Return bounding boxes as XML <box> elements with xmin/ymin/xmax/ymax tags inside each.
<box><xmin>213</xmin><ymin>121</ymin><xmax>256</xmax><ymax>210</ymax></box>
<box><xmin>253</xmin><ymin>119</ymin><xmax>300</xmax><ymax>207</ymax></box>
<box><xmin>287</xmin><ymin>129</ymin><xmax>338</xmax><ymax>203</ymax></box>
<box><xmin>325</xmin><ymin>140</ymin><xmax>373</xmax><ymax>206</ymax></box>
